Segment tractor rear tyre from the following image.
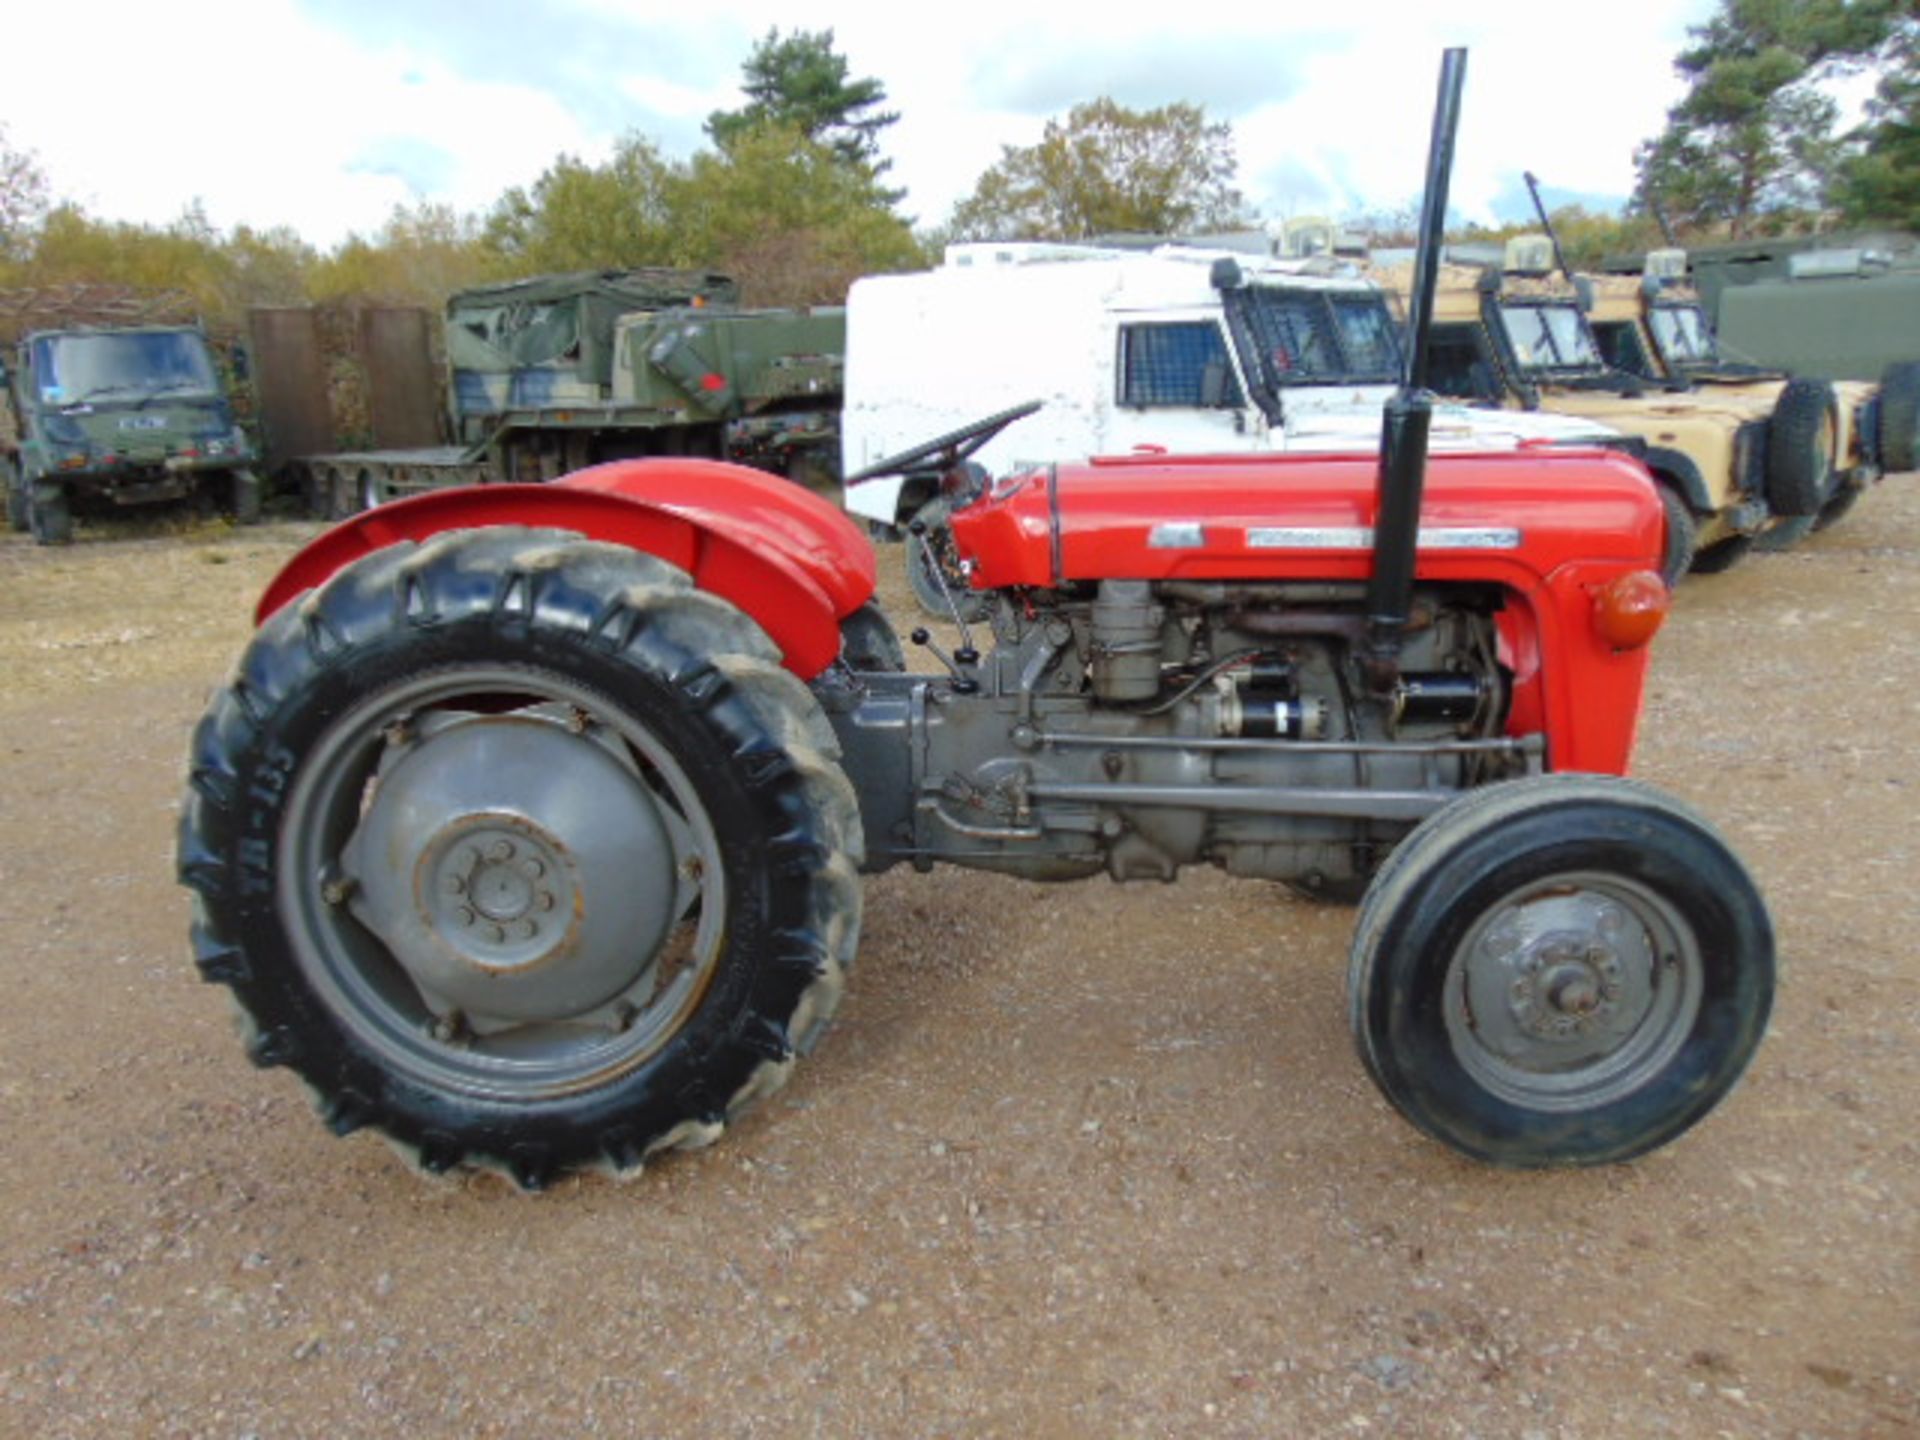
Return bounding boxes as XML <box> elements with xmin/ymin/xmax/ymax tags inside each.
<box><xmin>178</xmin><ymin>529</ymin><xmax>863</xmax><ymax>1188</ymax></box>
<box><xmin>28</xmin><ymin>480</ymin><xmax>72</xmax><ymax>546</ymax></box>
<box><xmin>1880</xmin><ymin>361</ymin><xmax>1920</xmax><ymax>473</ymax></box>
<box><xmin>1764</xmin><ymin>377</ymin><xmax>1838</xmax><ymax>517</ymax></box>
<box><xmin>1653</xmin><ymin>481</ymin><xmax>1696</xmax><ymax>588</ymax></box>
<box><xmin>1347</xmin><ymin>774</ymin><xmax>1773</xmax><ymax>1167</ymax></box>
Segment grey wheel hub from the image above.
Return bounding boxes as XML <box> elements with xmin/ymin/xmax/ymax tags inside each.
<box><xmin>340</xmin><ymin>709</ymin><xmax>677</xmax><ymax>1026</ymax></box>
<box><xmin>1444</xmin><ymin>875</ymin><xmax>1701</xmax><ymax>1112</ymax></box>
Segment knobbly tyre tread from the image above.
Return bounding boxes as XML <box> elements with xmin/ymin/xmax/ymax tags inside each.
<box><xmin>178</xmin><ymin>526</ymin><xmax>863</xmax><ymax>1189</ymax></box>
<box><xmin>1346</xmin><ymin>773</ymin><xmax>1773</xmax><ymax>1167</ymax></box>
<box><xmin>1764</xmin><ymin>377</ymin><xmax>1839</xmax><ymax>518</ymax></box>
<box><xmin>1880</xmin><ymin>361</ymin><xmax>1920</xmax><ymax>473</ymax></box>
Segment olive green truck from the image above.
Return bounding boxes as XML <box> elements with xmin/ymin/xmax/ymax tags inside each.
<box><xmin>291</xmin><ymin>269</ymin><xmax>848</xmax><ymax>515</ymax></box>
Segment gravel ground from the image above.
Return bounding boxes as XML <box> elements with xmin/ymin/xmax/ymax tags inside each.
<box><xmin>0</xmin><ymin>487</ymin><xmax>1915</xmax><ymax>1438</ymax></box>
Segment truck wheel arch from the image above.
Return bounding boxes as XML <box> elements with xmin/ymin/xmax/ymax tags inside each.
<box><xmin>1641</xmin><ymin>447</ymin><xmax>1712</xmax><ymax>515</ymax></box>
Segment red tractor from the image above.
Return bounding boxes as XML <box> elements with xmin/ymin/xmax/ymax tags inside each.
<box><xmin>177</xmin><ymin>55</ymin><xmax>1773</xmax><ymax>1188</ymax></box>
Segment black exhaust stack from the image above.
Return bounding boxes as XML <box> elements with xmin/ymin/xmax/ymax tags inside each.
<box><xmin>1366</xmin><ymin>47</ymin><xmax>1466</xmax><ymax>688</ymax></box>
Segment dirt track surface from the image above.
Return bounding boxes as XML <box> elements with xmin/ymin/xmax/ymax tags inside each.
<box><xmin>1</xmin><ymin>492</ymin><xmax>1916</xmax><ymax>1438</ymax></box>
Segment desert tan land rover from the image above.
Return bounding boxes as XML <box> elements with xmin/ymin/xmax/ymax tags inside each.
<box><xmin>1375</xmin><ymin>238</ymin><xmax>1844</xmax><ymax>579</ymax></box>
<box><xmin>1587</xmin><ymin>248</ymin><xmax>1888</xmax><ymax>540</ymax></box>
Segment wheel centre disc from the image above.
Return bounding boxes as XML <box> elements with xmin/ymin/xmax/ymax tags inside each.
<box><xmin>339</xmin><ymin>710</ymin><xmax>681</xmax><ymax>1024</ymax></box>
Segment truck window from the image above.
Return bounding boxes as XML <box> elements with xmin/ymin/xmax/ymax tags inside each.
<box><xmin>1118</xmin><ymin>322</ymin><xmax>1243</xmax><ymax>408</ymax></box>
<box><xmin>1426</xmin><ymin>324</ymin><xmax>1503</xmax><ymax>402</ymax></box>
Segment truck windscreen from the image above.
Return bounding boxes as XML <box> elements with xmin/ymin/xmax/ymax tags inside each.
<box><xmin>33</xmin><ymin>332</ymin><xmax>219</xmax><ymax>405</ymax></box>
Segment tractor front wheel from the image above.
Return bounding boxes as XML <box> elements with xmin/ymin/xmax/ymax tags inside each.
<box><xmin>1347</xmin><ymin>775</ymin><xmax>1773</xmax><ymax>1167</ymax></box>
<box><xmin>178</xmin><ymin>529</ymin><xmax>863</xmax><ymax>1188</ymax></box>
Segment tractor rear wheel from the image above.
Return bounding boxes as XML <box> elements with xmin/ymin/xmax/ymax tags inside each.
<box><xmin>178</xmin><ymin>529</ymin><xmax>863</xmax><ymax>1188</ymax></box>
<box><xmin>1347</xmin><ymin>774</ymin><xmax>1772</xmax><ymax>1167</ymax></box>
<box><xmin>1765</xmin><ymin>377</ymin><xmax>1839</xmax><ymax>517</ymax></box>
<box><xmin>839</xmin><ymin>599</ymin><xmax>906</xmax><ymax>672</ymax></box>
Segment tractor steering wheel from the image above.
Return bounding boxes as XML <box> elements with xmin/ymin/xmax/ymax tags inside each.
<box><xmin>845</xmin><ymin>400</ymin><xmax>1044</xmax><ymax>484</ymax></box>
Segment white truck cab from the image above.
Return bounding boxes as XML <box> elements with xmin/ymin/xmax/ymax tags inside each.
<box><xmin>842</xmin><ymin>242</ymin><xmax>1623</xmax><ymax>524</ymax></box>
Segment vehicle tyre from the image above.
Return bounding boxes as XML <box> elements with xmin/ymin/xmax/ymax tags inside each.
<box><xmin>4</xmin><ymin>457</ymin><xmax>26</xmax><ymax>533</ymax></box>
<box><xmin>358</xmin><ymin>468</ymin><xmax>383</xmax><ymax>512</ymax></box>
<box><xmin>905</xmin><ymin>502</ymin><xmax>991</xmax><ymax>623</ymax></box>
<box><xmin>1689</xmin><ymin>533</ymin><xmax>1752</xmax><ymax>575</ymax></box>
<box><xmin>177</xmin><ymin>529</ymin><xmax>863</xmax><ymax>1188</ymax></box>
<box><xmin>1811</xmin><ymin>479</ymin><xmax>1864</xmax><ymax>533</ymax></box>
<box><xmin>1347</xmin><ymin>774</ymin><xmax>1773</xmax><ymax>1167</ymax></box>
<box><xmin>1284</xmin><ymin>874</ymin><xmax>1372</xmax><ymax>907</ymax></box>
<box><xmin>230</xmin><ymin>469</ymin><xmax>264</xmax><ymax>525</ymax></box>
<box><xmin>1754</xmin><ymin>513</ymin><xmax>1815</xmax><ymax>552</ymax></box>
<box><xmin>839</xmin><ymin>599</ymin><xmax>906</xmax><ymax>672</ymax></box>
<box><xmin>1652</xmin><ymin>481</ymin><xmax>1696</xmax><ymax>588</ymax></box>
<box><xmin>1764</xmin><ymin>377</ymin><xmax>1839</xmax><ymax>516</ymax></box>
<box><xmin>1879</xmin><ymin>361</ymin><xmax>1920</xmax><ymax>473</ymax></box>
<box><xmin>28</xmin><ymin>480</ymin><xmax>72</xmax><ymax>546</ymax></box>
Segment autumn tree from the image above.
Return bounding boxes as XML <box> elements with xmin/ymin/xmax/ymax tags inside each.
<box><xmin>669</xmin><ymin>124</ymin><xmax>922</xmax><ymax>304</ymax></box>
<box><xmin>1636</xmin><ymin>0</ymin><xmax>1904</xmax><ymax>237</ymax></box>
<box><xmin>948</xmin><ymin>99</ymin><xmax>1246</xmax><ymax>243</ymax></box>
<box><xmin>0</xmin><ymin>124</ymin><xmax>51</xmax><ymax>266</ymax></box>
<box><xmin>482</xmin><ymin>136</ymin><xmax>678</xmax><ymax>273</ymax></box>
<box><xmin>313</xmin><ymin>203</ymin><xmax>496</xmax><ymax>306</ymax></box>
<box><xmin>705</xmin><ymin>28</ymin><xmax>899</xmax><ymax>179</ymax></box>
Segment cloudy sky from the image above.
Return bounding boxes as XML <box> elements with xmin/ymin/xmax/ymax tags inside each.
<box><xmin>5</xmin><ymin>0</ymin><xmax>1719</xmax><ymax>248</ymax></box>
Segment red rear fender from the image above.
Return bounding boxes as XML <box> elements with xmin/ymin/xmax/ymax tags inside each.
<box><xmin>255</xmin><ymin>460</ymin><xmax>877</xmax><ymax>680</ymax></box>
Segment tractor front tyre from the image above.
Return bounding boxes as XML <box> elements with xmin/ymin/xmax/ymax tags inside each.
<box><xmin>28</xmin><ymin>480</ymin><xmax>72</xmax><ymax>546</ymax></box>
<box><xmin>839</xmin><ymin>599</ymin><xmax>907</xmax><ymax>672</ymax></box>
<box><xmin>1880</xmin><ymin>361</ymin><xmax>1920</xmax><ymax>473</ymax></box>
<box><xmin>906</xmin><ymin>502</ymin><xmax>992</xmax><ymax>624</ymax></box>
<box><xmin>1347</xmin><ymin>775</ymin><xmax>1773</xmax><ymax>1168</ymax></box>
<box><xmin>1653</xmin><ymin>481</ymin><xmax>1696</xmax><ymax>588</ymax></box>
<box><xmin>177</xmin><ymin>529</ymin><xmax>863</xmax><ymax>1189</ymax></box>
<box><xmin>1765</xmin><ymin>377</ymin><xmax>1839</xmax><ymax>517</ymax></box>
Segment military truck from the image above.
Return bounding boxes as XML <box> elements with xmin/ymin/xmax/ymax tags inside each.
<box><xmin>841</xmin><ymin>242</ymin><xmax>1631</xmax><ymax>614</ymax></box>
<box><xmin>293</xmin><ymin>269</ymin><xmax>847</xmax><ymax>514</ymax></box>
<box><xmin>1585</xmin><ymin>248</ymin><xmax>1890</xmax><ymax>536</ymax></box>
<box><xmin>2</xmin><ymin>324</ymin><xmax>261</xmax><ymax>544</ymax></box>
<box><xmin>1376</xmin><ymin>238</ymin><xmax>1843</xmax><ymax>579</ymax></box>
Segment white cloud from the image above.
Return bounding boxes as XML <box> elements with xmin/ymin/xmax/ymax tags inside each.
<box><xmin>3</xmin><ymin>0</ymin><xmax>1722</xmax><ymax>247</ymax></box>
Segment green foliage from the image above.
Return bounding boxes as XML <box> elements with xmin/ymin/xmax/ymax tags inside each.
<box><xmin>670</xmin><ymin>124</ymin><xmax>923</xmax><ymax>304</ymax></box>
<box><xmin>482</xmin><ymin>136</ymin><xmax>678</xmax><ymax>274</ymax></box>
<box><xmin>705</xmin><ymin>28</ymin><xmax>899</xmax><ymax>176</ymax></box>
<box><xmin>310</xmin><ymin>203</ymin><xmax>497</xmax><ymax>307</ymax></box>
<box><xmin>15</xmin><ymin>203</ymin><xmax>312</xmax><ymax>323</ymax></box>
<box><xmin>1837</xmin><ymin>16</ymin><xmax>1920</xmax><ymax>227</ymax></box>
<box><xmin>949</xmin><ymin>99</ymin><xmax>1246</xmax><ymax>242</ymax></box>
<box><xmin>1637</xmin><ymin>0</ymin><xmax>1905</xmax><ymax>238</ymax></box>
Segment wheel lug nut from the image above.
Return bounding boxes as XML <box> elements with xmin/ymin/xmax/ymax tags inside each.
<box><xmin>536</xmin><ymin>891</ymin><xmax>555</xmax><ymax>912</ymax></box>
<box><xmin>522</xmin><ymin>858</ymin><xmax>545</xmax><ymax>879</ymax></box>
<box><xmin>444</xmin><ymin>875</ymin><xmax>466</xmax><ymax>896</ymax></box>
<box><xmin>489</xmin><ymin>924</ymin><xmax>507</xmax><ymax>944</ymax></box>
<box><xmin>516</xmin><ymin>920</ymin><xmax>538</xmax><ymax>941</ymax></box>
<box><xmin>490</xmin><ymin>840</ymin><xmax>514</xmax><ymax>862</ymax></box>
<box><xmin>454</xmin><ymin>906</ymin><xmax>475</xmax><ymax>926</ymax></box>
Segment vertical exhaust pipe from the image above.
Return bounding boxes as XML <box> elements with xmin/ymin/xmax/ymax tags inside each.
<box><xmin>1523</xmin><ymin>170</ymin><xmax>1572</xmax><ymax>280</ymax></box>
<box><xmin>1366</xmin><ymin>46</ymin><xmax>1467</xmax><ymax>687</ymax></box>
